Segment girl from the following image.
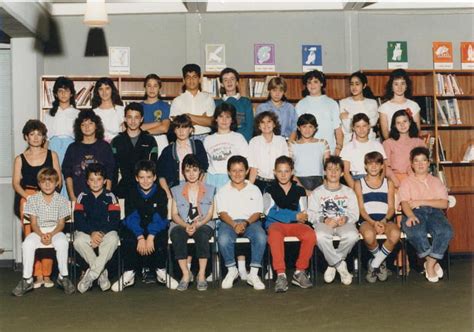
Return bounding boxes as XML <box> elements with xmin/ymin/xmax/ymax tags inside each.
<box><xmin>339</xmin><ymin>71</ymin><xmax>379</xmax><ymax>145</ymax></box>
<box><xmin>140</xmin><ymin>74</ymin><xmax>171</xmax><ymax>156</ymax></box>
<box><xmin>256</xmin><ymin>77</ymin><xmax>297</xmax><ymax>140</ymax></box>
<box><xmin>91</xmin><ymin>77</ymin><xmax>124</xmax><ymax>142</ymax></box>
<box><xmin>204</xmin><ymin>103</ymin><xmax>249</xmax><ymax>190</ymax></box>
<box><xmin>340</xmin><ymin>113</ymin><xmax>386</xmax><ymax>189</ymax></box>
<box><xmin>215</xmin><ymin>68</ymin><xmax>254</xmax><ymax>141</ymax></box>
<box><xmin>295</xmin><ymin>70</ymin><xmax>343</xmax><ymax>155</ymax></box>
<box><xmin>248</xmin><ymin>111</ymin><xmax>289</xmax><ymax>193</ymax></box>
<box><xmin>290</xmin><ymin>113</ymin><xmax>330</xmax><ymax>194</ymax></box>
<box><xmin>379</xmin><ymin>69</ymin><xmax>421</xmax><ymax>140</ymax></box>
<box><xmin>170</xmin><ymin>154</ymin><xmax>216</xmax><ymax>291</ymax></box>
<box><xmin>12</xmin><ymin>120</ymin><xmax>62</xmax><ymax>289</ymax></box>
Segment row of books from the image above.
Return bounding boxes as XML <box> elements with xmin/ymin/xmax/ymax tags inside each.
<box><xmin>201</xmin><ymin>77</ymin><xmax>222</xmax><ymax>98</ymax></box>
<box><xmin>43</xmin><ymin>82</ymin><xmax>95</xmax><ymax>108</ymax></box>
<box><xmin>435</xmin><ymin>73</ymin><xmax>464</xmax><ymax>96</ymax></box>
<box><xmin>417</xmin><ymin>96</ymin><xmax>462</xmax><ymax>125</ymax></box>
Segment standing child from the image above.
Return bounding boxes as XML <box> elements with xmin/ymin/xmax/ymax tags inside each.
<box><xmin>215</xmin><ymin>67</ymin><xmax>254</xmax><ymax>141</ymax></box>
<box><xmin>12</xmin><ymin>167</ymin><xmax>75</xmax><ymax>296</ymax></box>
<box><xmin>379</xmin><ymin>69</ymin><xmax>421</xmax><ymax>140</ymax></box>
<box><xmin>354</xmin><ymin>152</ymin><xmax>399</xmax><ymax>283</ymax></box>
<box><xmin>308</xmin><ymin>156</ymin><xmax>360</xmax><ymax>285</ymax></box>
<box><xmin>256</xmin><ymin>77</ymin><xmax>297</xmax><ymax>140</ymax></box>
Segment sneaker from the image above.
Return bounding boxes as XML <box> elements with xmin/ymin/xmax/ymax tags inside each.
<box><xmin>434</xmin><ymin>263</ymin><xmax>444</xmax><ymax>279</ymax></box>
<box><xmin>274</xmin><ymin>274</ymin><xmax>288</xmax><ymax>293</ymax></box>
<box><xmin>292</xmin><ymin>271</ymin><xmax>313</xmax><ymax>289</ymax></box>
<box><xmin>111</xmin><ymin>270</ymin><xmax>135</xmax><ymax>292</ymax></box>
<box><xmin>12</xmin><ymin>279</ymin><xmax>34</xmax><ymax>297</ymax></box>
<box><xmin>239</xmin><ymin>270</ymin><xmax>248</xmax><ymax>281</ymax></box>
<box><xmin>336</xmin><ymin>261</ymin><xmax>353</xmax><ymax>285</ymax></box>
<box><xmin>376</xmin><ymin>261</ymin><xmax>389</xmax><ymax>282</ymax></box>
<box><xmin>365</xmin><ymin>260</ymin><xmax>377</xmax><ymax>283</ymax></box>
<box><xmin>246</xmin><ymin>273</ymin><xmax>265</xmax><ymax>290</ymax></box>
<box><xmin>264</xmin><ymin>267</ymin><xmax>274</xmax><ymax>280</ymax></box>
<box><xmin>176</xmin><ymin>279</ymin><xmax>189</xmax><ymax>292</ymax></box>
<box><xmin>324</xmin><ymin>266</ymin><xmax>337</xmax><ymax>283</ymax></box>
<box><xmin>196</xmin><ymin>280</ymin><xmax>208</xmax><ymax>291</ymax></box>
<box><xmin>43</xmin><ymin>277</ymin><xmax>54</xmax><ymax>288</ymax></box>
<box><xmin>206</xmin><ymin>274</ymin><xmax>214</xmax><ymax>282</ymax></box>
<box><xmin>221</xmin><ymin>268</ymin><xmax>239</xmax><ymax>289</ymax></box>
<box><xmin>142</xmin><ymin>268</ymin><xmax>156</xmax><ymax>284</ymax></box>
<box><xmin>33</xmin><ymin>279</ymin><xmax>43</xmax><ymax>289</ymax></box>
<box><xmin>77</xmin><ymin>269</ymin><xmax>95</xmax><ymax>294</ymax></box>
<box><xmin>156</xmin><ymin>269</ymin><xmax>178</xmax><ymax>290</ymax></box>
<box><xmin>98</xmin><ymin>269</ymin><xmax>111</xmax><ymax>291</ymax></box>
<box><xmin>57</xmin><ymin>276</ymin><xmax>75</xmax><ymax>295</ymax></box>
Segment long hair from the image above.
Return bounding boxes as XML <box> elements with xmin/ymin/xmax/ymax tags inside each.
<box><xmin>389</xmin><ymin>109</ymin><xmax>419</xmax><ymax>140</ymax></box>
<box><xmin>349</xmin><ymin>71</ymin><xmax>375</xmax><ymax>99</ymax></box>
<box><xmin>50</xmin><ymin>76</ymin><xmax>76</xmax><ymax>116</ymax></box>
<box><xmin>143</xmin><ymin>73</ymin><xmax>162</xmax><ymax>100</ymax></box>
<box><xmin>296</xmin><ymin>113</ymin><xmax>318</xmax><ymax>139</ymax></box>
<box><xmin>73</xmin><ymin>109</ymin><xmax>105</xmax><ymax>142</ymax></box>
<box><xmin>212</xmin><ymin>102</ymin><xmax>238</xmax><ymax>132</ymax></box>
<box><xmin>91</xmin><ymin>77</ymin><xmax>123</xmax><ymax>109</ymax></box>
<box><xmin>383</xmin><ymin>69</ymin><xmax>413</xmax><ymax>101</ymax></box>
<box><xmin>253</xmin><ymin>111</ymin><xmax>281</xmax><ymax>136</ymax></box>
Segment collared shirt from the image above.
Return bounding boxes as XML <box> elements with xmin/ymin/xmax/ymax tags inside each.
<box><xmin>93</xmin><ymin>105</ymin><xmax>125</xmax><ymax>142</ymax></box>
<box><xmin>256</xmin><ymin>100</ymin><xmax>297</xmax><ymax>139</ymax></box>
<box><xmin>170</xmin><ymin>91</ymin><xmax>216</xmax><ymax>135</ymax></box>
<box><xmin>383</xmin><ymin>136</ymin><xmax>426</xmax><ymax>174</ymax></box>
<box><xmin>24</xmin><ymin>192</ymin><xmax>70</xmax><ymax>232</ymax></box>
<box><xmin>399</xmin><ymin>174</ymin><xmax>448</xmax><ymax>203</ymax></box>
<box><xmin>43</xmin><ymin>106</ymin><xmax>80</xmax><ymax>139</ymax></box>
<box><xmin>248</xmin><ymin>135</ymin><xmax>289</xmax><ymax>179</ymax></box>
<box><xmin>216</xmin><ymin>181</ymin><xmax>263</xmax><ymax>220</ymax></box>
<box><xmin>340</xmin><ymin>139</ymin><xmax>386</xmax><ymax>176</ymax></box>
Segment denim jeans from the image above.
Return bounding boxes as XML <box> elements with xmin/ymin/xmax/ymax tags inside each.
<box><xmin>401</xmin><ymin>206</ymin><xmax>453</xmax><ymax>260</ymax></box>
<box><xmin>218</xmin><ymin>220</ymin><xmax>267</xmax><ymax>268</ymax></box>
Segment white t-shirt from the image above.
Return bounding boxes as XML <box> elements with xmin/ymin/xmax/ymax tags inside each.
<box><xmin>339</xmin><ymin>97</ymin><xmax>379</xmax><ymax>145</ymax></box>
<box><xmin>378</xmin><ymin>99</ymin><xmax>420</xmax><ymax>129</ymax></box>
<box><xmin>204</xmin><ymin>131</ymin><xmax>248</xmax><ymax>175</ymax></box>
<box><xmin>340</xmin><ymin>139</ymin><xmax>386</xmax><ymax>176</ymax></box>
<box><xmin>43</xmin><ymin>106</ymin><xmax>80</xmax><ymax>139</ymax></box>
<box><xmin>93</xmin><ymin>105</ymin><xmax>125</xmax><ymax>142</ymax></box>
<box><xmin>170</xmin><ymin>91</ymin><xmax>216</xmax><ymax>135</ymax></box>
<box><xmin>216</xmin><ymin>181</ymin><xmax>263</xmax><ymax>220</ymax></box>
<box><xmin>248</xmin><ymin>135</ymin><xmax>289</xmax><ymax>179</ymax></box>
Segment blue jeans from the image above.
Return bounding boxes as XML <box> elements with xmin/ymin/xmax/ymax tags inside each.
<box><xmin>218</xmin><ymin>220</ymin><xmax>267</xmax><ymax>268</ymax></box>
<box><xmin>401</xmin><ymin>207</ymin><xmax>453</xmax><ymax>260</ymax></box>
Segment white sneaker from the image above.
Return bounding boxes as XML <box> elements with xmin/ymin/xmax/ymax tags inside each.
<box><xmin>111</xmin><ymin>270</ymin><xmax>135</xmax><ymax>292</ymax></box>
<box><xmin>264</xmin><ymin>267</ymin><xmax>274</xmax><ymax>280</ymax></box>
<box><xmin>77</xmin><ymin>269</ymin><xmax>95</xmax><ymax>294</ymax></box>
<box><xmin>206</xmin><ymin>274</ymin><xmax>214</xmax><ymax>282</ymax></box>
<box><xmin>239</xmin><ymin>270</ymin><xmax>248</xmax><ymax>281</ymax></box>
<box><xmin>324</xmin><ymin>266</ymin><xmax>337</xmax><ymax>283</ymax></box>
<box><xmin>336</xmin><ymin>261</ymin><xmax>353</xmax><ymax>285</ymax></box>
<box><xmin>98</xmin><ymin>269</ymin><xmax>111</xmax><ymax>291</ymax></box>
<box><xmin>221</xmin><ymin>268</ymin><xmax>239</xmax><ymax>289</ymax></box>
<box><xmin>247</xmin><ymin>273</ymin><xmax>265</xmax><ymax>290</ymax></box>
<box><xmin>156</xmin><ymin>269</ymin><xmax>178</xmax><ymax>290</ymax></box>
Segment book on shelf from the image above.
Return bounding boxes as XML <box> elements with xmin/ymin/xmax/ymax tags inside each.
<box><xmin>420</xmin><ymin>133</ymin><xmax>435</xmax><ymax>162</ymax></box>
<box><xmin>43</xmin><ymin>82</ymin><xmax>53</xmax><ymax>107</ymax></box>
<box><xmin>414</xmin><ymin>96</ymin><xmax>434</xmax><ymax>125</ymax></box>
<box><xmin>436</xmin><ymin>98</ymin><xmax>462</xmax><ymax>125</ymax></box>
<box><xmin>435</xmin><ymin>99</ymin><xmax>449</xmax><ymax>125</ymax></box>
<box><xmin>201</xmin><ymin>77</ymin><xmax>221</xmax><ymax>98</ymax></box>
<box><xmin>436</xmin><ymin>73</ymin><xmax>464</xmax><ymax>96</ymax></box>
<box><xmin>437</xmin><ymin>136</ymin><xmax>447</xmax><ymax>162</ymax></box>
<box><xmin>76</xmin><ymin>83</ymin><xmax>95</xmax><ymax>107</ymax></box>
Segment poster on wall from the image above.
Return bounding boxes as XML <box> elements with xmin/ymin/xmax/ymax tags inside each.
<box><xmin>432</xmin><ymin>42</ymin><xmax>453</xmax><ymax>69</ymax></box>
<box><xmin>387</xmin><ymin>41</ymin><xmax>408</xmax><ymax>69</ymax></box>
<box><xmin>205</xmin><ymin>44</ymin><xmax>226</xmax><ymax>72</ymax></box>
<box><xmin>254</xmin><ymin>43</ymin><xmax>275</xmax><ymax>72</ymax></box>
<box><xmin>109</xmin><ymin>47</ymin><xmax>130</xmax><ymax>75</ymax></box>
<box><xmin>302</xmin><ymin>45</ymin><xmax>322</xmax><ymax>72</ymax></box>
<box><xmin>461</xmin><ymin>42</ymin><xmax>474</xmax><ymax>69</ymax></box>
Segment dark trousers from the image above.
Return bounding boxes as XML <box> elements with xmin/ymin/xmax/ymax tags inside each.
<box><xmin>170</xmin><ymin>225</ymin><xmax>213</xmax><ymax>260</ymax></box>
<box><xmin>121</xmin><ymin>228</ymin><xmax>168</xmax><ymax>272</ymax></box>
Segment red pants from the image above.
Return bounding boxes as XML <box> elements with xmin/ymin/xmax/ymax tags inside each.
<box><xmin>267</xmin><ymin>223</ymin><xmax>316</xmax><ymax>274</ymax></box>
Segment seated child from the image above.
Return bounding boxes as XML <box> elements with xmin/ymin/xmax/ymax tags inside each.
<box><xmin>73</xmin><ymin>163</ymin><xmax>120</xmax><ymax>293</ymax></box>
<box><xmin>13</xmin><ymin>167</ymin><xmax>75</xmax><ymax>296</ymax></box>
<box><xmin>264</xmin><ymin>156</ymin><xmax>316</xmax><ymax>293</ymax></box>
<box><xmin>308</xmin><ymin>156</ymin><xmax>360</xmax><ymax>285</ymax></box>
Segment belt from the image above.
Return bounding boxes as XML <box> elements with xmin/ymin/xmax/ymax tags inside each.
<box><xmin>256</xmin><ymin>176</ymin><xmax>273</xmax><ymax>183</ymax></box>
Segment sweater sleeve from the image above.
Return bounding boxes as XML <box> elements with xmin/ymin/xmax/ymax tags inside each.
<box><xmin>307</xmin><ymin>190</ymin><xmax>323</xmax><ymax>224</ymax></box>
<box><xmin>74</xmin><ymin>194</ymin><xmax>92</xmax><ymax>234</ymax></box>
<box><xmin>345</xmin><ymin>188</ymin><xmax>360</xmax><ymax>224</ymax></box>
<box><xmin>104</xmin><ymin>193</ymin><xmax>121</xmax><ymax>233</ymax></box>
<box><xmin>242</xmin><ymin>99</ymin><xmax>254</xmax><ymax>141</ymax></box>
<box><xmin>196</xmin><ymin>140</ymin><xmax>209</xmax><ymax>172</ymax></box>
<box><xmin>124</xmin><ymin>191</ymin><xmax>144</xmax><ymax>237</ymax></box>
<box><xmin>62</xmin><ymin>144</ymin><xmax>74</xmax><ymax>179</ymax></box>
<box><xmin>102</xmin><ymin>142</ymin><xmax>116</xmax><ymax>184</ymax></box>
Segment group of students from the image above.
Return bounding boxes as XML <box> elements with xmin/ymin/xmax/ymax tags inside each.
<box><xmin>12</xmin><ymin>64</ymin><xmax>453</xmax><ymax>296</ymax></box>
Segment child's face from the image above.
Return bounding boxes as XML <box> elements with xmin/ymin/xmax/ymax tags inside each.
<box><xmin>56</xmin><ymin>87</ymin><xmax>72</xmax><ymax>104</ymax></box>
<box><xmin>395</xmin><ymin>115</ymin><xmax>410</xmax><ymax>134</ymax></box>
<box><xmin>184</xmin><ymin>71</ymin><xmax>200</xmax><ymax>91</ymax></box>
<box><xmin>274</xmin><ymin>163</ymin><xmax>293</xmax><ymax>185</ymax></box>
<box><xmin>125</xmin><ymin>110</ymin><xmax>143</xmax><ymax>131</ymax></box>
<box><xmin>87</xmin><ymin>173</ymin><xmax>105</xmax><ymax>194</ymax></box>
<box><xmin>80</xmin><ymin>119</ymin><xmax>97</xmax><ymax>138</ymax></box>
<box><xmin>175</xmin><ymin>126</ymin><xmax>193</xmax><ymax>141</ymax></box>
<box><xmin>145</xmin><ymin>79</ymin><xmax>160</xmax><ymax>99</ymax></box>
<box><xmin>353</xmin><ymin>120</ymin><xmax>370</xmax><ymax>140</ymax></box>
<box><xmin>365</xmin><ymin>161</ymin><xmax>383</xmax><ymax>177</ymax></box>
<box><xmin>25</xmin><ymin>130</ymin><xmax>45</xmax><ymax>148</ymax></box>
<box><xmin>216</xmin><ymin>112</ymin><xmax>232</xmax><ymax>131</ymax></box>
<box><xmin>258</xmin><ymin>116</ymin><xmax>275</xmax><ymax>135</ymax></box>
<box><xmin>325</xmin><ymin>163</ymin><xmax>343</xmax><ymax>183</ymax></box>
<box><xmin>228</xmin><ymin>162</ymin><xmax>248</xmax><ymax>185</ymax></box>
<box><xmin>270</xmin><ymin>87</ymin><xmax>284</xmax><ymax>103</ymax></box>
<box><xmin>411</xmin><ymin>154</ymin><xmax>430</xmax><ymax>175</ymax></box>
<box><xmin>136</xmin><ymin>170</ymin><xmax>156</xmax><ymax>192</ymax></box>
<box><xmin>98</xmin><ymin>83</ymin><xmax>112</xmax><ymax>102</ymax></box>
<box><xmin>184</xmin><ymin>165</ymin><xmax>201</xmax><ymax>184</ymax></box>
<box><xmin>222</xmin><ymin>73</ymin><xmax>238</xmax><ymax>94</ymax></box>
<box><xmin>392</xmin><ymin>78</ymin><xmax>407</xmax><ymax>97</ymax></box>
<box><xmin>349</xmin><ymin>77</ymin><xmax>364</xmax><ymax>97</ymax></box>
<box><xmin>306</xmin><ymin>78</ymin><xmax>323</xmax><ymax>96</ymax></box>
<box><xmin>38</xmin><ymin>178</ymin><xmax>57</xmax><ymax>195</ymax></box>
<box><xmin>298</xmin><ymin>123</ymin><xmax>316</xmax><ymax>139</ymax></box>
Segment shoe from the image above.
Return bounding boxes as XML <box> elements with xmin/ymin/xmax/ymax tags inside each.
<box><xmin>77</xmin><ymin>269</ymin><xmax>95</xmax><ymax>294</ymax></box>
<box><xmin>156</xmin><ymin>269</ymin><xmax>178</xmax><ymax>290</ymax></box>
<box><xmin>176</xmin><ymin>279</ymin><xmax>189</xmax><ymax>291</ymax></box>
<box><xmin>434</xmin><ymin>263</ymin><xmax>444</xmax><ymax>279</ymax></box>
<box><xmin>323</xmin><ymin>266</ymin><xmax>336</xmax><ymax>283</ymax></box>
<box><xmin>221</xmin><ymin>268</ymin><xmax>239</xmax><ymax>289</ymax></box>
<box><xmin>12</xmin><ymin>279</ymin><xmax>34</xmax><ymax>297</ymax></box>
<box><xmin>376</xmin><ymin>261</ymin><xmax>389</xmax><ymax>282</ymax></box>
<box><xmin>246</xmin><ymin>273</ymin><xmax>265</xmax><ymax>290</ymax></box>
<box><xmin>196</xmin><ymin>280</ymin><xmax>208</xmax><ymax>291</ymax></box>
<box><xmin>206</xmin><ymin>274</ymin><xmax>214</xmax><ymax>282</ymax></box>
<box><xmin>239</xmin><ymin>270</ymin><xmax>248</xmax><ymax>281</ymax></box>
<box><xmin>33</xmin><ymin>280</ymin><xmax>43</xmax><ymax>289</ymax></box>
<box><xmin>57</xmin><ymin>276</ymin><xmax>75</xmax><ymax>295</ymax></box>
<box><xmin>365</xmin><ymin>260</ymin><xmax>377</xmax><ymax>283</ymax></box>
<box><xmin>98</xmin><ymin>269</ymin><xmax>111</xmax><ymax>291</ymax></box>
<box><xmin>111</xmin><ymin>270</ymin><xmax>135</xmax><ymax>292</ymax></box>
<box><xmin>336</xmin><ymin>261</ymin><xmax>353</xmax><ymax>285</ymax></box>
<box><xmin>264</xmin><ymin>267</ymin><xmax>274</xmax><ymax>280</ymax></box>
<box><xmin>292</xmin><ymin>271</ymin><xmax>313</xmax><ymax>289</ymax></box>
<box><xmin>43</xmin><ymin>278</ymin><xmax>54</xmax><ymax>288</ymax></box>
<box><xmin>274</xmin><ymin>275</ymin><xmax>288</xmax><ymax>293</ymax></box>
<box><xmin>142</xmin><ymin>268</ymin><xmax>156</xmax><ymax>284</ymax></box>
<box><xmin>423</xmin><ymin>262</ymin><xmax>442</xmax><ymax>282</ymax></box>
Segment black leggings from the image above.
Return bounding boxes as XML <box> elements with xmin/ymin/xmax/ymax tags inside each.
<box><xmin>121</xmin><ymin>229</ymin><xmax>168</xmax><ymax>272</ymax></box>
<box><xmin>170</xmin><ymin>225</ymin><xmax>213</xmax><ymax>260</ymax></box>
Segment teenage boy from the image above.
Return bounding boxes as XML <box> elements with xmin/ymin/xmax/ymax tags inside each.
<box><xmin>264</xmin><ymin>156</ymin><xmax>316</xmax><ymax>293</ymax></box>
<box><xmin>73</xmin><ymin>163</ymin><xmax>120</xmax><ymax>293</ymax></box>
<box><xmin>170</xmin><ymin>64</ymin><xmax>215</xmax><ymax>141</ymax></box>
<box><xmin>111</xmin><ymin>102</ymin><xmax>158</xmax><ymax>198</ymax></box>
<box><xmin>216</xmin><ymin>155</ymin><xmax>267</xmax><ymax>290</ymax></box>
<box><xmin>308</xmin><ymin>156</ymin><xmax>359</xmax><ymax>285</ymax></box>
<box><xmin>13</xmin><ymin>167</ymin><xmax>75</xmax><ymax>296</ymax></box>
<box><xmin>112</xmin><ymin>160</ymin><xmax>178</xmax><ymax>291</ymax></box>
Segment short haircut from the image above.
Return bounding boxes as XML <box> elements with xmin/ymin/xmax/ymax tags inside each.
<box><xmin>274</xmin><ymin>155</ymin><xmax>294</xmax><ymax>170</ymax></box>
<box><xmin>212</xmin><ymin>102</ymin><xmax>238</xmax><ymax>132</ymax></box>
<box><xmin>170</xmin><ymin>114</ymin><xmax>194</xmax><ymax>131</ymax></box>
<box><xmin>324</xmin><ymin>155</ymin><xmax>344</xmax><ymax>171</ymax></box>
<box><xmin>182</xmin><ymin>63</ymin><xmax>201</xmax><ymax>77</ymax></box>
<box><xmin>182</xmin><ymin>154</ymin><xmax>203</xmax><ymax>174</ymax></box>
<box><xmin>254</xmin><ymin>111</ymin><xmax>281</xmax><ymax>136</ymax></box>
<box><xmin>85</xmin><ymin>163</ymin><xmax>107</xmax><ymax>180</ymax></box>
<box><xmin>296</xmin><ymin>113</ymin><xmax>318</xmax><ymax>139</ymax></box>
<box><xmin>410</xmin><ymin>146</ymin><xmax>430</xmax><ymax>162</ymax></box>
<box><xmin>352</xmin><ymin>113</ymin><xmax>370</xmax><ymax>126</ymax></box>
<box><xmin>37</xmin><ymin>167</ymin><xmax>59</xmax><ymax>183</ymax></box>
<box><xmin>219</xmin><ymin>67</ymin><xmax>240</xmax><ymax>95</ymax></box>
<box><xmin>302</xmin><ymin>70</ymin><xmax>326</xmax><ymax>96</ymax></box>
<box><xmin>268</xmin><ymin>76</ymin><xmax>287</xmax><ymax>92</ymax></box>
<box><xmin>364</xmin><ymin>151</ymin><xmax>384</xmax><ymax>165</ymax></box>
<box><xmin>22</xmin><ymin>120</ymin><xmax>48</xmax><ymax>141</ymax></box>
<box><xmin>125</xmin><ymin>102</ymin><xmax>144</xmax><ymax>117</ymax></box>
<box><xmin>227</xmin><ymin>155</ymin><xmax>248</xmax><ymax>171</ymax></box>
<box><xmin>389</xmin><ymin>109</ymin><xmax>419</xmax><ymax>140</ymax></box>
<box><xmin>73</xmin><ymin>109</ymin><xmax>105</xmax><ymax>142</ymax></box>
<box><xmin>51</xmin><ymin>76</ymin><xmax>76</xmax><ymax>116</ymax></box>
<box><xmin>135</xmin><ymin>159</ymin><xmax>157</xmax><ymax>177</ymax></box>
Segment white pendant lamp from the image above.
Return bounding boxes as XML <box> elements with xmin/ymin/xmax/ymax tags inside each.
<box><xmin>84</xmin><ymin>0</ymin><xmax>108</xmax><ymax>27</ymax></box>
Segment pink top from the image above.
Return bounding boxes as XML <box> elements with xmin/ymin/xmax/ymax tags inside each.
<box><xmin>383</xmin><ymin>136</ymin><xmax>425</xmax><ymax>176</ymax></box>
<box><xmin>399</xmin><ymin>174</ymin><xmax>448</xmax><ymax>202</ymax></box>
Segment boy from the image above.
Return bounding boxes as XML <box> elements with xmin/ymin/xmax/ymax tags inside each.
<box><xmin>73</xmin><ymin>163</ymin><xmax>120</xmax><ymax>293</ymax></box>
<box><xmin>111</xmin><ymin>102</ymin><xmax>158</xmax><ymax>198</ymax></box>
<box><xmin>264</xmin><ymin>156</ymin><xmax>316</xmax><ymax>292</ymax></box>
<box><xmin>170</xmin><ymin>64</ymin><xmax>215</xmax><ymax>140</ymax></box>
<box><xmin>112</xmin><ymin>160</ymin><xmax>178</xmax><ymax>291</ymax></box>
<box><xmin>216</xmin><ymin>155</ymin><xmax>267</xmax><ymax>290</ymax></box>
<box><xmin>13</xmin><ymin>167</ymin><xmax>75</xmax><ymax>296</ymax></box>
<box><xmin>399</xmin><ymin>147</ymin><xmax>453</xmax><ymax>283</ymax></box>
<box><xmin>354</xmin><ymin>151</ymin><xmax>399</xmax><ymax>283</ymax></box>
<box><xmin>308</xmin><ymin>156</ymin><xmax>359</xmax><ymax>285</ymax></box>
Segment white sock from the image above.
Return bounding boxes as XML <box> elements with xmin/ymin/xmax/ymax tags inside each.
<box><xmin>295</xmin><ymin>270</ymin><xmax>303</xmax><ymax>274</ymax></box>
<box><xmin>238</xmin><ymin>260</ymin><xmax>247</xmax><ymax>275</ymax></box>
<box><xmin>25</xmin><ymin>277</ymin><xmax>33</xmax><ymax>283</ymax></box>
<box><xmin>187</xmin><ymin>263</ymin><xmax>192</xmax><ymax>271</ymax></box>
<box><xmin>249</xmin><ymin>267</ymin><xmax>259</xmax><ymax>277</ymax></box>
<box><xmin>277</xmin><ymin>273</ymin><xmax>286</xmax><ymax>278</ymax></box>
<box><xmin>371</xmin><ymin>245</ymin><xmax>391</xmax><ymax>268</ymax></box>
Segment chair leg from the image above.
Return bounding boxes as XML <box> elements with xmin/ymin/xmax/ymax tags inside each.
<box><xmin>267</xmin><ymin>246</ymin><xmax>272</xmax><ymax>289</ymax></box>
<box><xmin>167</xmin><ymin>243</ymin><xmax>173</xmax><ymax>289</ymax></box>
<box><xmin>314</xmin><ymin>246</ymin><xmax>318</xmax><ymax>285</ymax></box>
<box><xmin>446</xmin><ymin>246</ymin><xmax>450</xmax><ymax>281</ymax></box>
<box><xmin>402</xmin><ymin>238</ymin><xmax>407</xmax><ymax>284</ymax></box>
<box><xmin>310</xmin><ymin>245</ymin><xmax>315</xmax><ymax>286</ymax></box>
<box><xmin>357</xmin><ymin>239</ymin><xmax>362</xmax><ymax>284</ymax></box>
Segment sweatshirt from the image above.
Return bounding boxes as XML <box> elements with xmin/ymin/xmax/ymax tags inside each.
<box><xmin>308</xmin><ymin>184</ymin><xmax>359</xmax><ymax>224</ymax></box>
